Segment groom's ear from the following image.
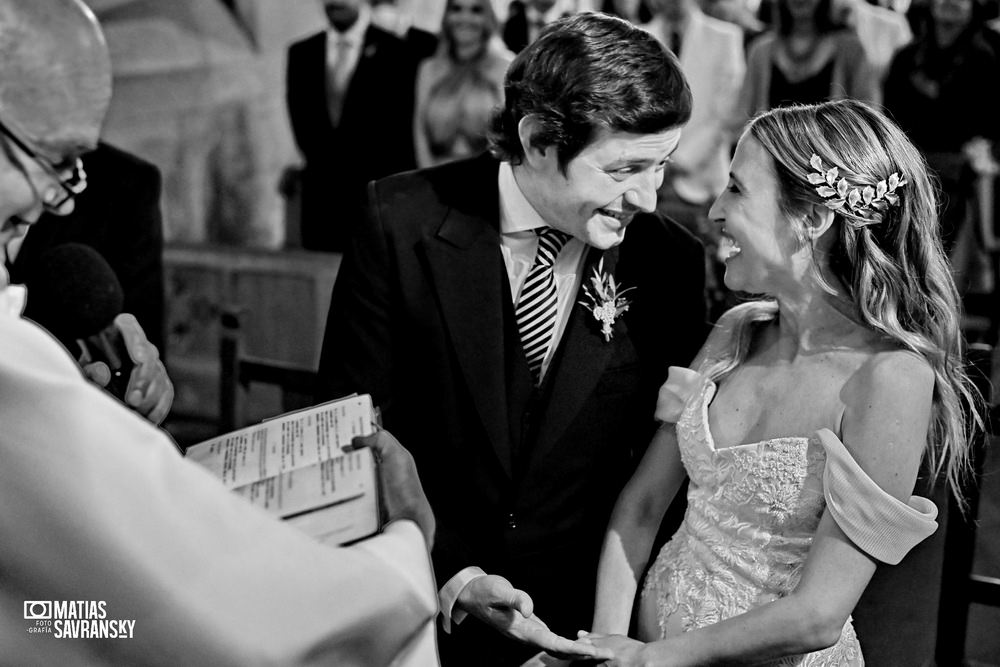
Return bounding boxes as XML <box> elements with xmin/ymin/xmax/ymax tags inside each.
<box><xmin>518</xmin><ymin>115</ymin><xmax>554</xmax><ymax>170</ymax></box>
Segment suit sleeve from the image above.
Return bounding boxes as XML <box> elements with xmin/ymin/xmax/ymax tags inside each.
<box><xmin>316</xmin><ymin>180</ymin><xmax>483</xmax><ymax>591</ymax></box>
<box><xmin>0</xmin><ymin>314</ymin><xmax>438</xmax><ymax>666</ymax></box>
<box><xmin>317</xmin><ymin>179</ymin><xmax>396</xmax><ymax>407</ymax></box>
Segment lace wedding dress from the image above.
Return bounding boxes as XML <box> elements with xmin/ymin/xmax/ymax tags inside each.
<box><xmin>638</xmin><ymin>367</ymin><xmax>938</xmax><ymax>665</ymax></box>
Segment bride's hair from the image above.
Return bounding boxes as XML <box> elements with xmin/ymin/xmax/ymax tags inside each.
<box><xmin>706</xmin><ymin>99</ymin><xmax>981</xmax><ymax>507</ymax></box>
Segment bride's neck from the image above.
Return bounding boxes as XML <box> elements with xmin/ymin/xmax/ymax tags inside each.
<box><xmin>775</xmin><ymin>291</ymin><xmax>863</xmax><ymax>355</ymax></box>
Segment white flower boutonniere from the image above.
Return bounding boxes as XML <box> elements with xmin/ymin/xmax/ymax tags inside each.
<box><xmin>579</xmin><ymin>258</ymin><xmax>634</xmax><ymax>342</ymax></box>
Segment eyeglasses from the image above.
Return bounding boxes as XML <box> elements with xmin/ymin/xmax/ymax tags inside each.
<box><xmin>0</xmin><ymin>115</ymin><xmax>86</xmax><ymax>213</ymax></box>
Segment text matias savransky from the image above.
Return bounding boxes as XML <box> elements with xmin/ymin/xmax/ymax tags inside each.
<box><xmin>24</xmin><ymin>600</ymin><xmax>136</xmax><ymax>639</ymax></box>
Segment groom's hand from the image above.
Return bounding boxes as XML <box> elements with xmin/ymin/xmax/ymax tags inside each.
<box><xmin>456</xmin><ymin>575</ymin><xmax>610</xmax><ymax>660</ymax></box>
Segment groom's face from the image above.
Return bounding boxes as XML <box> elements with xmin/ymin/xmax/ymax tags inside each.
<box><xmin>527</xmin><ymin>127</ymin><xmax>682</xmax><ymax>250</ymax></box>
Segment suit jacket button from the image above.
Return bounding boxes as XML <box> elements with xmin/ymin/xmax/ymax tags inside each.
<box><xmin>506</xmin><ymin>513</ymin><xmax>517</xmax><ymax>529</ymax></box>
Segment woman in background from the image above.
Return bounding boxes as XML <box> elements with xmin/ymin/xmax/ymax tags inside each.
<box><xmin>736</xmin><ymin>0</ymin><xmax>879</xmax><ymax>122</ymax></box>
<box><xmin>414</xmin><ymin>0</ymin><xmax>513</xmax><ymax>167</ymax></box>
<box><xmin>883</xmin><ymin>0</ymin><xmax>1000</xmax><ymax>253</ymax></box>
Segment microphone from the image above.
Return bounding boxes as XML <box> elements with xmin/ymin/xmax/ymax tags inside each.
<box><xmin>22</xmin><ymin>243</ymin><xmax>135</xmax><ymax>401</ymax></box>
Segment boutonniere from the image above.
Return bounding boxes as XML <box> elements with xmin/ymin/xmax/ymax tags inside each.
<box><xmin>578</xmin><ymin>258</ymin><xmax>634</xmax><ymax>342</ymax></box>
<box><xmin>364</xmin><ymin>43</ymin><xmax>377</xmax><ymax>59</ymax></box>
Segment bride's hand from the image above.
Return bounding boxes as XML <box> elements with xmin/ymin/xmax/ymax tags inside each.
<box><xmin>578</xmin><ymin>632</ymin><xmax>647</xmax><ymax>667</ymax></box>
<box><xmin>457</xmin><ymin>575</ymin><xmax>611</xmax><ymax>660</ymax></box>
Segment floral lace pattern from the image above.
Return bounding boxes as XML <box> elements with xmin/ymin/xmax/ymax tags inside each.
<box><xmin>642</xmin><ymin>375</ymin><xmax>863</xmax><ymax>665</ymax></box>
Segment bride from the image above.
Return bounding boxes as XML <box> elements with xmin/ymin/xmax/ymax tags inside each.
<box><xmin>583</xmin><ymin>99</ymin><xmax>980</xmax><ymax>665</ymax></box>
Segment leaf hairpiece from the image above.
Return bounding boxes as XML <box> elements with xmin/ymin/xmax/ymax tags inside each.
<box><xmin>806</xmin><ymin>154</ymin><xmax>907</xmax><ymax>226</ymax></box>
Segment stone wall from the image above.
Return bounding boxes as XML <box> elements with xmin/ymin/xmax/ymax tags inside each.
<box><xmin>85</xmin><ymin>0</ymin><xmax>323</xmax><ymax>248</ymax></box>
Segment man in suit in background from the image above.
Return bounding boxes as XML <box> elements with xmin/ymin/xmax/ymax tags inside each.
<box><xmin>318</xmin><ymin>13</ymin><xmax>707</xmax><ymax>665</ymax></box>
<box><xmin>286</xmin><ymin>0</ymin><xmax>422</xmax><ymax>252</ymax></box>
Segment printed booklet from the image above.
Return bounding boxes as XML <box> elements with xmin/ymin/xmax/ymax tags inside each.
<box><xmin>185</xmin><ymin>394</ymin><xmax>380</xmax><ymax>545</ymax></box>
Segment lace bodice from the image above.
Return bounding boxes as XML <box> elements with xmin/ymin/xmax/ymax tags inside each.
<box><xmin>640</xmin><ymin>368</ymin><xmax>938</xmax><ymax>666</ymax></box>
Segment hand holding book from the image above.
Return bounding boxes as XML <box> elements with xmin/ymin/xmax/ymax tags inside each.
<box><xmin>349</xmin><ymin>430</ymin><xmax>435</xmax><ymax>548</ymax></box>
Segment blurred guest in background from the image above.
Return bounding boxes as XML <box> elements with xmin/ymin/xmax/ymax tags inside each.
<box><xmin>883</xmin><ymin>0</ymin><xmax>1000</xmax><ymax>253</ymax></box>
<box><xmin>736</xmin><ymin>0</ymin><xmax>879</xmax><ymax>122</ymax></box>
<box><xmin>415</xmin><ymin>0</ymin><xmax>514</xmax><ymax>168</ymax></box>
<box><xmin>503</xmin><ymin>0</ymin><xmax>567</xmax><ymax>53</ymax></box>
<box><xmin>702</xmin><ymin>0</ymin><xmax>767</xmax><ymax>43</ymax></box>
<box><xmin>370</xmin><ymin>0</ymin><xmax>441</xmax><ymax>59</ymax></box>
<box><xmin>286</xmin><ymin>0</ymin><xmax>420</xmax><ymax>251</ymax></box>
<box><xmin>837</xmin><ymin>0</ymin><xmax>914</xmax><ymax>82</ymax></box>
<box><xmin>599</xmin><ymin>0</ymin><xmax>654</xmax><ymax>24</ymax></box>
<box><xmin>642</xmin><ymin>0</ymin><xmax>745</xmax><ymax>232</ymax></box>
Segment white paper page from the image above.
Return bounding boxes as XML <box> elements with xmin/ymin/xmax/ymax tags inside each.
<box><xmin>232</xmin><ymin>449</ymin><xmax>375</xmax><ymax>519</ymax></box>
<box><xmin>186</xmin><ymin>395</ymin><xmax>375</xmax><ymax>488</ymax></box>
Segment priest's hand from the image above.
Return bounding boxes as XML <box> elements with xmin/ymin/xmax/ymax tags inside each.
<box><xmin>350</xmin><ymin>429</ymin><xmax>435</xmax><ymax>548</ymax></box>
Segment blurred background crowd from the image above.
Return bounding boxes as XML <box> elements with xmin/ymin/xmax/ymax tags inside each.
<box><xmin>78</xmin><ymin>0</ymin><xmax>1000</xmax><ymax>432</ymax></box>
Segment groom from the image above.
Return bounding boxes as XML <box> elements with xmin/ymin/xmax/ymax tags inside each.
<box><xmin>317</xmin><ymin>13</ymin><xmax>707</xmax><ymax>666</ymax></box>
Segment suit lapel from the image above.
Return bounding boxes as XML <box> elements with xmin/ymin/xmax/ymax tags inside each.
<box><xmin>532</xmin><ymin>244</ymin><xmax>622</xmax><ymax>461</ymax></box>
<box><xmin>421</xmin><ymin>157</ymin><xmax>513</xmax><ymax>476</ymax></box>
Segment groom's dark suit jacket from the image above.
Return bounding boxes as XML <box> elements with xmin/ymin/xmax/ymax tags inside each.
<box><xmin>317</xmin><ymin>153</ymin><xmax>707</xmax><ymax>664</ymax></box>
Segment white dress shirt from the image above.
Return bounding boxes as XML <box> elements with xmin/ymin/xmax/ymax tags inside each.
<box><xmin>438</xmin><ymin>160</ymin><xmax>587</xmax><ymax>630</ymax></box>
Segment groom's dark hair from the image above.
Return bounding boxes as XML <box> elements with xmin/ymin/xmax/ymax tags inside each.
<box><xmin>487</xmin><ymin>11</ymin><xmax>691</xmax><ymax>171</ymax></box>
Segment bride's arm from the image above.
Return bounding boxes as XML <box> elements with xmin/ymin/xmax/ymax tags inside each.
<box><xmin>590</xmin><ymin>350</ymin><xmax>936</xmax><ymax>665</ymax></box>
<box><xmin>592</xmin><ymin>305</ymin><xmax>750</xmax><ymax>635</ymax></box>
<box><xmin>592</xmin><ymin>423</ymin><xmax>687</xmax><ymax>635</ymax></box>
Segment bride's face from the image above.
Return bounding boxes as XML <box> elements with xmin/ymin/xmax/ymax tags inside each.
<box><xmin>709</xmin><ymin>136</ymin><xmax>813</xmax><ymax>295</ymax></box>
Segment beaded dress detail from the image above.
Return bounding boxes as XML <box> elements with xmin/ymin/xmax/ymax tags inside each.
<box><xmin>640</xmin><ymin>367</ymin><xmax>938</xmax><ymax>665</ymax></box>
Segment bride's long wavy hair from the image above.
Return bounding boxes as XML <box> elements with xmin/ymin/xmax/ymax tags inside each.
<box><xmin>705</xmin><ymin>99</ymin><xmax>981</xmax><ymax>507</ymax></box>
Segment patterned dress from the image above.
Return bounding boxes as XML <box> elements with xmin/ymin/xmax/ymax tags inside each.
<box><xmin>639</xmin><ymin>367</ymin><xmax>938</xmax><ymax>665</ymax></box>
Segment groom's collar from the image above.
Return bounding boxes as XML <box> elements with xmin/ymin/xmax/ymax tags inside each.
<box><xmin>497</xmin><ymin>161</ymin><xmax>551</xmax><ymax>235</ymax></box>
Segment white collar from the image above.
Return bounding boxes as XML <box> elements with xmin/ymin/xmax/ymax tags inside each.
<box><xmin>498</xmin><ymin>161</ymin><xmax>550</xmax><ymax>234</ymax></box>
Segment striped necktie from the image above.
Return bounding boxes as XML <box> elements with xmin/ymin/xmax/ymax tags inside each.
<box><xmin>516</xmin><ymin>227</ymin><xmax>572</xmax><ymax>386</ymax></box>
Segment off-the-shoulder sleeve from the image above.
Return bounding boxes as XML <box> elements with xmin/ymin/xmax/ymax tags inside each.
<box><xmin>655</xmin><ymin>366</ymin><xmax>706</xmax><ymax>423</ymax></box>
<box><xmin>815</xmin><ymin>429</ymin><xmax>938</xmax><ymax>565</ymax></box>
